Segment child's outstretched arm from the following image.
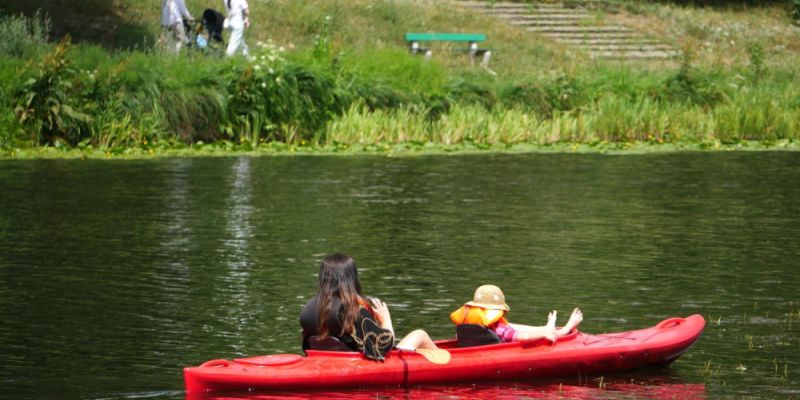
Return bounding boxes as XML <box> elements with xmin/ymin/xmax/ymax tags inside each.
<box><xmin>555</xmin><ymin>308</ymin><xmax>583</xmax><ymax>337</ymax></box>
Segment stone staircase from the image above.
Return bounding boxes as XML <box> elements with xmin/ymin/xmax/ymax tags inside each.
<box><xmin>456</xmin><ymin>1</ymin><xmax>679</xmax><ymax>61</ymax></box>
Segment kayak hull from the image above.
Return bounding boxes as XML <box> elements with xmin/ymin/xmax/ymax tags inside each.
<box><xmin>184</xmin><ymin>314</ymin><xmax>705</xmax><ymax>392</ymax></box>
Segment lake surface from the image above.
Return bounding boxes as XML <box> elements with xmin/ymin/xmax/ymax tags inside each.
<box><xmin>1</xmin><ymin>153</ymin><xmax>798</xmax><ymax>399</ymax></box>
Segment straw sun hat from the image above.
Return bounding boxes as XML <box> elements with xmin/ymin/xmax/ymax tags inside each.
<box><xmin>465</xmin><ymin>284</ymin><xmax>510</xmax><ymax>311</ymax></box>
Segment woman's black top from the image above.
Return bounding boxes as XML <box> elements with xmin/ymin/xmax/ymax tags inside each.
<box><xmin>300</xmin><ymin>295</ymin><xmax>394</xmax><ymax>361</ymax></box>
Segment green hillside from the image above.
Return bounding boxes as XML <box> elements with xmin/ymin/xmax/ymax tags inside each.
<box><xmin>1</xmin><ymin>0</ymin><xmax>799</xmax><ymax>157</ymax></box>
<box><xmin>1</xmin><ymin>0</ymin><xmax>574</xmax><ymax>77</ymax></box>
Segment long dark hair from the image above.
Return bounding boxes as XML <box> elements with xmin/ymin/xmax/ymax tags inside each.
<box><xmin>317</xmin><ymin>253</ymin><xmax>363</xmax><ymax>336</ymax></box>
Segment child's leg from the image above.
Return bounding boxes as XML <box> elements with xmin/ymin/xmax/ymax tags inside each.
<box><xmin>510</xmin><ymin>325</ymin><xmax>557</xmax><ymax>342</ymax></box>
<box><xmin>396</xmin><ymin>329</ymin><xmax>438</xmax><ymax>350</ymax></box>
<box><xmin>509</xmin><ymin>311</ymin><xmax>559</xmax><ymax>343</ymax></box>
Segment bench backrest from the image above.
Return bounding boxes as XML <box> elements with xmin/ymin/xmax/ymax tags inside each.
<box><xmin>405</xmin><ymin>33</ymin><xmax>487</xmax><ymax>42</ymax></box>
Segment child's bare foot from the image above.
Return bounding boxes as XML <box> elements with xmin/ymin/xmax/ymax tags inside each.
<box><xmin>555</xmin><ymin>308</ymin><xmax>583</xmax><ymax>337</ymax></box>
<box><xmin>565</xmin><ymin>308</ymin><xmax>583</xmax><ymax>330</ymax></box>
<box><xmin>547</xmin><ymin>310</ymin><xmax>557</xmax><ymax>330</ymax></box>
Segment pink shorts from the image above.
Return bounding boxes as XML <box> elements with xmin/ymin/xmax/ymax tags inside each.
<box><xmin>492</xmin><ymin>322</ymin><xmax>518</xmax><ymax>342</ymax></box>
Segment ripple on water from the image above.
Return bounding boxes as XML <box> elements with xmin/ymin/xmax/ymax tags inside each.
<box><xmin>0</xmin><ymin>153</ymin><xmax>799</xmax><ymax>399</ymax></box>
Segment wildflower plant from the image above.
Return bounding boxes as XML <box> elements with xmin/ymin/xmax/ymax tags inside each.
<box><xmin>14</xmin><ymin>37</ymin><xmax>91</xmax><ymax>146</ymax></box>
<box><xmin>225</xmin><ymin>40</ymin><xmax>343</xmax><ymax>145</ymax></box>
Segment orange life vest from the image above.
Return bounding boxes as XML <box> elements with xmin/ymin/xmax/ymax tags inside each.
<box><xmin>450</xmin><ymin>305</ymin><xmax>507</xmax><ymax>327</ymax></box>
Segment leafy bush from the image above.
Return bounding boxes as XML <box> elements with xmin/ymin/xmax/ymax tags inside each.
<box><xmin>659</xmin><ymin>48</ymin><xmax>726</xmax><ymax>107</ymax></box>
<box><xmin>793</xmin><ymin>0</ymin><xmax>800</xmax><ymax>23</ymax></box>
<box><xmin>498</xmin><ymin>83</ymin><xmax>553</xmax><ymax>118</ymax></box>
<box><xmin>0</xmin><ymin>11</ymin><xmax>50</xmax><ymax>58</ymax></box>
<box><xmin>544</xmin><ymin>75</ymin><xmax>584</xmax><ymax>113</ymax></box>
<box><xmin>444</xmin><ymin>80</ymin><xmax>498</xmax><ymax>110</ymax></box>
<box><xmin>345</xmin><ymin>78</ymin><xmax>410</xmax><ymax>111</ymax></box>
<box><xmin>0</xmin><ymin>90</ymin><xmax>18</xmax><ymax>148</ymax></box>
<box><xmin>225</xmin><ymin>43</ymin><xmax>345</xmax><ymax>143</ymax></box>
<box><xmin>14</xmin><ymin>37</ymin><xmax>91</xmax><ymax>145</ymax></box>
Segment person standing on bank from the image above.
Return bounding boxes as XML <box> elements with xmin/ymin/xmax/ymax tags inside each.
<box><xmin>161</xmin><ymin>0</ymin><xmax>194</xmax><ymax>53</ymax></box>
<box><xmin>224</xmin><ymin>0</ymin><xmax>250</xmax><ymax>57</ymax></box>
<box><xmin>300</xmin><ymin>253</ymin><xmax>439</xmax><ymax>361</ymax></box>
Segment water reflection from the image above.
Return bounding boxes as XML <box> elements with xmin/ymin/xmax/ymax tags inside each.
<box><xmin>222</xmin><ymin>157</ymin><xmax>256</xmax><ymax>354</ymax></box>
<box><xmin>185</xmin><ymin>380</ymin><xmax>706</xmax><ymax>400</ymax></box>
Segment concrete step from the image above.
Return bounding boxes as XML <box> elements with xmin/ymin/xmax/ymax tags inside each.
<box><xmin>491</xmin><ymin>13</ymin><xmax>592</xmax><ymax>20</ymax></box>
<box><xmin>540</xmin><ymin>32</ymin><xmax>648</xmax><ymax>39</ymax></box>
<box><xmin>454</xmin><ymin>0</ymin><xmax>679</xmax><ymax>61</ymax></box>
<box><xmin>459</xmin><ymin>4</ymin><xmax>582</xmax><ymax>14</ymax></box>
<box><xmin>508</xmin><ymin>20</ymin><xmax>594</xmax><ymax>27</ymax></box>
<box><xmin>482</xmin><ymin>8</ymin><xmax>590</xmax><ymax>15</ymax></box>
<box><xmin>553</xmin><ymin>38</ymin><xmax>660</xmax><ymax>45</ymax></box>
<box><xmin>575</xmin><ymin>44</ymin><xmax>675</xmax><ymax>51</ymax></box>
<box><xmin>527</xmin><ymin>25</ymin><xmax>631</xmax><ymax>33</ymax></box>
<box><xmin>588</xmin><ymin>50</ymin><xmax>681</xmax><ymax>59</ymax></box>
<box><xmin>457</xmin><ymin>1</ymin><xmax>573</xmax><ymax>10</ymax></box>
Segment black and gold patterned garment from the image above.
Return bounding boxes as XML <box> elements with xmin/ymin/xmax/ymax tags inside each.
<box><xmin>349</xmin><ymin>306</ymin><xmax>394</xmax><ymax>361</ymax></box>
<box><xmin>300</xmin><ymin>296</ymin><xmax>395</xmax><ymax>361</ymax></box>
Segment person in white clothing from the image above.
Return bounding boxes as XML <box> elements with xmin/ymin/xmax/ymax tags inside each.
<box><xmin>161</xmin><ymin>0</ymin><xmax>194</xmax><ymax>53</ymax></box>
<box><xmin>224</xmin><ymin>0</ymin><xmax>250</xmax><ymax>57</ymax></box>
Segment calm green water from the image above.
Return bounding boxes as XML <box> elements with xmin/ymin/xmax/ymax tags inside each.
<box><xmin>1</xmin><ymin>153</ymin><xmax>798</xmax><ymax>400</ymax></box>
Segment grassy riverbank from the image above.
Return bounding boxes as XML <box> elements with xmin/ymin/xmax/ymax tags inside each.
<box><xmin>4</xmin><ymin>139</ymin><xmax>798</xmax><ymax>160</ymax></box>
<box><xmin>1</xmin><ymin>0</ymin><xmax>799</xmax><ymax>157</ymax></box>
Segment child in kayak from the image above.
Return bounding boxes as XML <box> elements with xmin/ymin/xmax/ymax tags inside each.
<box><xmin>300</xmin><ymin>253</ymin><xmax>439</xmax><ymax>361</ymax></box>
<box><xmin>450</xmin><ymin>284</ymin><xmax>583</xmax><ymax>343</ymax></box>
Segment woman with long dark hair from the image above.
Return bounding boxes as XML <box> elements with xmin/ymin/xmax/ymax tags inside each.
<box><xmin>300</xmin><ymin>253</ymin><xmax>437</xmax><ymax>361</ymax></box>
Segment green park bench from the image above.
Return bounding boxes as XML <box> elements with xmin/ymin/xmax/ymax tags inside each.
<box><xmin>404</xmin><ymin>33</ymin><xmax>492</xmax><ymax>68</ymax></box>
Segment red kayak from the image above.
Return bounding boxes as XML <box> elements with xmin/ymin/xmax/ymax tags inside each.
<box><xmin>184</xmin><ymin>314</ymin><xmax>705</xmax><ymax>393</ymax></box>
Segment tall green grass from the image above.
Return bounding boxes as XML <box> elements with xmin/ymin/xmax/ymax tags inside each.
<box><xmin>325</xmin><ymin>93</ymin><xmax>799</xmax><ymax>147</ymax></box>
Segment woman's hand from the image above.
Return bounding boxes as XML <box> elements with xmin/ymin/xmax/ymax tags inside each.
<box><xmin>371</xmin><ymin>298</ymin><xmax>391</xmax><ymax>322</ymax></box>
<box><xmin>371</xmin><ymin>298</ymin><xmax>394</xmax><ymax>334</ymax></box>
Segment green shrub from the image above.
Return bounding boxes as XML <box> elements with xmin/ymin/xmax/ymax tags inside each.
<box><xmin>659</xmin><ymin>48</ymin><xmax>726</xmax><ymax>107</ymax></box>
<box><xmin>338</xmin><ymin>48</ymin><xmax>448</xmax><ymax>95</ymax></box>
<box><xmin>14</xmin><ymin>37</ymin><xmax>91</xmax><ymax>145</ymax></box>
<box><xmin>224</xmin><ymin>44</ymin><xmax>345</xmax><ymax>144</ymax></box>
<box><xmin>444</xmin><ymin>80</ymin><xmax>498</xmax><ymax>110</ymax></box>
<box><xmin>0</xmin><ymin>90</ymin><xmax>18</xmax><ymax>148</ymax></box>
<box><xmin>0</xmin><ymin>11</ymin><xmax>50</xmax><ymax>58</ymax></box>
<box><xmin>544</xmin><ymin>75</ymin><xmax>584</xmax><ymax>113</ymax></box>
<box><xmin>345</xmin><ymin>78</ymin><xmax>410</xmax><ymax>111</ymax></box>
<box><xmin>498</xmin><ymin>83</ymin><xmax>553</xmax><ymax>118</ymax></box>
